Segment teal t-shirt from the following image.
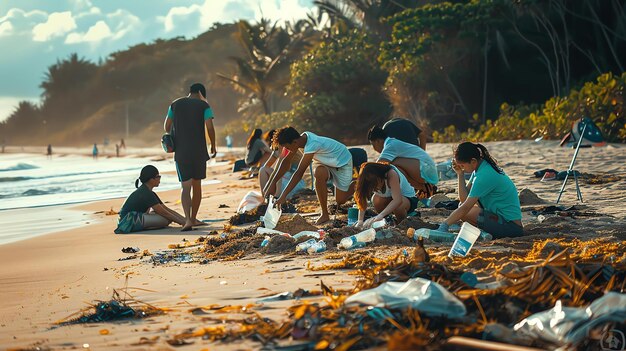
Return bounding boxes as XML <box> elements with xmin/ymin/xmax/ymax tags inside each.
<box><xmin>467</xmin><ymin>161</ymin><xmax>522</xmax><ymax>221</ymax></box>
<box><xmin>167</xmin><ymin>105</ymin><xmax>214</xmax><ymax>120</ymax></box>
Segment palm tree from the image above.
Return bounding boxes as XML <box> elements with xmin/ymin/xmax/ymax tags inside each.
<box><xmin>218</xmin><ymin>19</ymin><xmax>320</xmax><ymax>117</ymax></box>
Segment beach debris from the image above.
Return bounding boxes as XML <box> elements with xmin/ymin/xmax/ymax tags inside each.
<box><xmin>518</xmin><ymin>188</ymin><xmax>546</xmax><ymax>206</ymax></box>
<box><xmin>151</xmin><ymin>250</ymin><xmax>193</xmax><ymax>265</ymax></box>
<box><xmin>292</xmin><ymin>230</ymin><xmax>325</xmax><ymax>240</ymax></box>
<box><xmin>412</xmin><ymin>237</ymin><xmax>430</xmax><ymax>264</ymax></box>
<box><xmin>121</xmin><ymin>247</ymin><xmax>139</xmax><ymax>253</ymax></box>
<box><xmin>295</xmin><ymin>238</ymin><xmax>317</xmax><ymax>253</ymax></box>
<box><xmin>105</xmin><ymin>207</ymin><xmax>118</xmax><ymax>216</ymax></box>
<box><xmin>429</xmin><ymin>193</ymin><xmax>452</xmax><ymax>208</ymax></box>
<box><xmin>264</xmin><ymin>235</ymin><xmax>296</xmax><ymax>254</ymax></box>
<box><xmin>338</xmin><ymin>228</ymin><xmax>376</xmax><ymax>250</ymax></box>
<box><xmin>236</xmin><ymin>191</ymin><xmax>264</xmax><ymax>214</ymax></box>
<box><xmin>219</xmin><ymin>204</ymin><xmax>230</xmax><ymax>208</ymax></box>
<box><xmin>262</xmin><ymin>196</ymin><xmax>282</xmax><ymax>229</ymax></box>
<box><xmin>55</xmin><ymin>287</ymin><xmax>164</xmax><ymax>326</ymax></box>
<box><xmin>449</xmin><ymin>222</ymin><xmax>482</xmax><ymax>257</ymax></box>
<box><xmin>513</xmin><ymin>292</ymin><xmax>626</xmax><ymax>348</ymax></box>
<box><xmin>257</xmin><ymin>288</ymin><xmax>319</xmax><ymax>303</ymax></box>
<box><xmin>307</xmin><ymin>240</ymin><xmax>327</xmax><ymax>254</ymax></box>
<box><xmin>407</xmin><ymin>227</ymin><xmax>456</xmax><ymax>242</ymax></box>
<box><xmin>345</xmin><ymin>277</ymin><xmax>467</xmax><ymax>318</ymax></box>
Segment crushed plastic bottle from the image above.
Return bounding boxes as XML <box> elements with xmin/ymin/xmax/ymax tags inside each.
<box><xmin>295</xmin><ymin>238</ymin><xmax>317</xmax><ymax>253</ymax></box>
<box><xmin>306</xmin><ymin>240</ymin><xmax>327</xmax><ymax>254</ymax></box>
<box><xmin>407</xmin><ymin>227</ymin><xmax>456</xmax><ymax>242</ymax></box>
<box><xmin>293</xmin><ymin>231</ymin><xmax>323</xmax><ymax>240</ymax></box>
<box><xmin>338</xmin><ymin>228</ymin><xmax>376</xmax><ymax>249</ymax></box>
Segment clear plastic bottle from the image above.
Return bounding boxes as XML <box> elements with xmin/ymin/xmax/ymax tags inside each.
<box><xmin>295</xmin><ymin>238</ymin><xmax>317</xmax><ymax>253</ymax></box>
<box><xmin>306</xmin><ymin>240</ymin><xmax>327</xmax><ymax>254</ymax></box>
<box><xmin>338</xmin><ymin>228</ymin><xmax>376</xmax><ymax>249</ymax></box>
<box><xmin>407</xmin><ymin>227</ymin><xmax>456</xmax><ymax>243</ymax></box>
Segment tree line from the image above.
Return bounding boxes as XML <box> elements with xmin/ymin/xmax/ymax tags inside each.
<box><xmin>1</xmin><ymin>0</ymin><xmax>625</xmax><ymax>146</ymax></box>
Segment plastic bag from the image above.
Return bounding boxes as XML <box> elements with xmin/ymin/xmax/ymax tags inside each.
<box><xmin>262</xmin><ymin>195</ymin><xmax>282</xmax><ymax>229</ymax></box>
<box><xmin>236</xmin><ymin>191</ymin><xmax>264</xmax><ymax>214</ymax></box>
<box><xmin>344</xmin><ymin>277</ymin><xmax>466</xmax><ymax>318</ymax></box>
<box><xmin>513</xmin><ymin>292</ymin><xmax>626</xmax><ymax>346</ymax></box>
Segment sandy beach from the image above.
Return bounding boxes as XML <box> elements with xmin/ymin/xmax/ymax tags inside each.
<box><xmin>1</xmin><ymin>140</ymin><xmax>625</xmax><ymax>351</ymax></box>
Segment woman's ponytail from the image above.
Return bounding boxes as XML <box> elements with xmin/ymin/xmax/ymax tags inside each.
<box><xmin>135</xmin><ymin>179</ymin><xmax>140</xmax><ymax>188</ymax></box>
<box><xmin>454</xmin><ymin>142</ymin><xmax>503</xmax><ymax>174</ymax></box>
<box><xmin>475</xmin><ymin>143</ymin><xmax>502</xmax><ymax>174</ymax></box>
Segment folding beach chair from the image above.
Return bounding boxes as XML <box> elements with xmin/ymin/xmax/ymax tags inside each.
<box><xmin>556</xmin><ymin>117</ymin><xmax>606</xmax><ymax>204</ymax></box>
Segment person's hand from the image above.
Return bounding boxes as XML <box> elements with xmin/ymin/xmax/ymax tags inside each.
<box><xmin>363</xmin><ymin>216</ymin><xmax>379</xmax><ymax>229</ymax></box>
<box><xmin>274</xmin><ymin>195</ymin><xmax>286</xmax><ymax>208</ymax></box>
<box><xmin>354</xmin><ymin>220</ymin><xmax>364</xmax><ymax>229</ymax></box>
<box><xmin>437</xmin><ymin>222</ymin><xmax>450</xmax><ymax>232</ymax></box>
<box><xmin>210</xmin><ymin>145</ymin><xmax>217</xmax><ymax>158</ymax></box>
<box><xmin>452</xmin><ymin>159</ymin><xmax>464</xmax><ymax>175</ymax></box>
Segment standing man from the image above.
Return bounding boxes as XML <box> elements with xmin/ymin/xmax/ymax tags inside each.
<box><xmin>164</xmin><ymin>83</ymin><xmax>216</xmax><ymax>231</ymax></box>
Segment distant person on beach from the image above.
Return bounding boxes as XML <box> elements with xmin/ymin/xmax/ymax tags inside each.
<box><xmin>383</xmin><ymin>117</ymin><xmax>427</xmax><ymax>150</ymax></box>
<box><xmin>368</xmin><ymin>126</ymin><xmax>438</xmax><ymax>198</ymax></box>
<box><xmin>261</xmin><ymin>129</ymin><xmax>306</xmax><ymax>199</ymax></box>
<box><xmin>46</xmin><ymin>144</ymin><xmax>52</xmax><ymax>159</ymax></box>
<box><xmin>354</xmin><ymin>162</ymin><xmax>419</xmax><ymax>226</ymax></box>
<box><xmin>92</xmin><ymin>143</ymin><xmax>98</xmax><ymax>160</ymax></box>
<box><xmin>1</xmin><ymin>139</ymin><xmax>6</xmax><ymax>153</ymax></box>
<box><xmin>114</xmin><ymin>165</ymin><xmax>186</xmax><ymax>234</ymax></box>
<box><xmin>164</xmin><ymin>82</ymin><xmax>216</xmax><ymax>231</ymax></box>
<box><xmin>115</xmin><ymin>144</ymin><xmax>120</xmax><ymax>157</ymax></box>
<box><xmin>270</xmin><ymin>127</ymin><xmax>354</xmax><ymax>225</ymax></box>
<box><xmin>120</xmin><ymin>138</ymin><xmax>126</xmax><ymax>149</ymax></box>
<box><xmin>225</xmin><ymin>135</ymin><xmax>233</xmax><ymax>149</ymax></box>
<box><xmin>438</xmin><ymin>142</ymin><xmax>523</xmax><ymax>238</ymax></box>
<box><xmin>245</xmin><ymin>128</ymin><xmax>272</xmax><ymax>168</ymax></box>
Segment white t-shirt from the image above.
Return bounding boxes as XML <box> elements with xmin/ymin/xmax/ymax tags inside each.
<box><xmin>378</xmin><ymin>137</ymin><xmax>439</xmax><ymax>185</ymax></box>
<box><xmin>374</xmin><ymin>165</ymin><xmax>416</xmax><ymax>198</ymax></box>
<box><xmin>303</xmin><ymin>132</ymin><xmax>351</xmax><ymax>168</ymax></box>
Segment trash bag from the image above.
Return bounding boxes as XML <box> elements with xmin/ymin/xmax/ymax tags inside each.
<box><xmin>262</xmin><ymin>195</ymin><xmax>282</xmax><ymax>229</ymax></box>
<box><xmin>236</xmin><ymin>191</ymin><xmax>264</xmax><ymax>214</ymax></box>
<box><xmin>281</xmin><ymin>170</ymin><xmax>306</xmax><ymax>199</ymax></box>
<box><xmin>344</xmin><ymin>277</ymin><xmax>466</xmax><ymax>318</ymax></box>
<box><xmin>513</xmin><ymin>292</ymin><xmax>626</xmax><ymax>346</ymax></box>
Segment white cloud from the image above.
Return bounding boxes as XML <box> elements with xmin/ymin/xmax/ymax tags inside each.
<box><xmin>65</xmin><ymin>20</ymin><xmax>111</xmax><ymax>43</ymax></box>
<box><xmin>0</xmin><ymin>21</ymin><xmax>13</xmax><ymax>37</ymax></box>
<box><xmin>107</xmin><ymin>9</ymin><xmax>140</xmax><ymax>40</ymax></box>
<box><xmin>32</xmin><ymin>11</ymin><xmax>76</xmax><ymax>42</ymax></box>
<box><xmin>161</xmin><ymin>4</ymin><xmax>205</xmax><ymax>33</ymax></box>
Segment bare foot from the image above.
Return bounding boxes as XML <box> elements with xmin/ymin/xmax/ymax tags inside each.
<box><xmin>193</xmin><ymin>219</ymin><xmax>208</xmax><ymax>226</ymax></box>
<box><xmin>181</xmin><ymin>221</ymin><xmax>193</xmax><ymax>232</ymax></box>
<box><xmin>315</xmin><ymin>214</ymin><xmax>331</xmax><ymax>225</ymax></box>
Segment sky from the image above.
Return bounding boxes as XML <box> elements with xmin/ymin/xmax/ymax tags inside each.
<box><xmin>0</xmin><ymin>0</ymin><xmax>315</xmax><ymax>121</ymax></box>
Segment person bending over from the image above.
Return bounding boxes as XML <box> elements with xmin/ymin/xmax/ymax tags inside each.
<box><xmin>437</xmin><ymin>142</ymin><xmax>523</xmax><ymax>238</ymax></box>
<box><xmin>270</xmin><ymin>127</ymin><xmax>354</xmax><ymax>225</ymax></box>
<box><xmin>260</xmin><ymin>129</ymin><xmax>305</xmax><ymax>199</ymax></box>
<box><xmin>115</xmin><ymin>165</ymin><xmax>186</xmax><ymax>234</ymax></box>
<box><xmin>245</xmin><ymin>128</ymin><xmax>272</xmax><ymax>168</ymax></box>
<box><xmin>354</xmin><ymin>162</ymin><xmax>419</xmax><ymax>228</ymax></box>
<box><xmin>368</xmin><ymin>126</ymin><xmax>438</xmax><ymax>198</ymax></box>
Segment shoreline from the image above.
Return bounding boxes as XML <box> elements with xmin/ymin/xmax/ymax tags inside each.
<box><xmin>0</xmin><ymin>140</ymin><xmax>624</xmax><ymax>350</ymax></box>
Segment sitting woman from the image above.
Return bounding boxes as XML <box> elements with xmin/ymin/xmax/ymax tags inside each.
<box><xmin>115</xmin><ymin>165</ymin><xmax>186</xmax><ymax>234</ymax></box>
<box><xmin>438</xmin><ymin>142</ymin><xmax>523</xmax><ymax>238</ymax></box>
<box><xmin>354</xmin><ymin>162</ymin><xmax>419</xmax><ymax>228</ymax></box>
<box><xmin>244</xmin><ymin>128</ymin><xmax>272</xmax><ymax>168</ymax></box>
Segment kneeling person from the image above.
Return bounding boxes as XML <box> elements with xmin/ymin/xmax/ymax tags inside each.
<box><xmin>368</xmin><ymin>126</ymin><xmax>438</xmax><ymax>198</ymax></box>
<box><xmin>354</xmin><ymin>162</ymin><xmax>418</xmax><ymax>227</ymax></box>
<box><xmin>271</xmin><ymin>127</ymin><xmax>354</xmax><ymax>225</ymax></box>
<box><xmin>115</xmin><ymin>165</ymin><xmax>186</xmax><ymax>234</ymax></box>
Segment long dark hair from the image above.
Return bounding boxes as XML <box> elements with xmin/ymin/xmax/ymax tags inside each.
<box><xmin>246</xmin><ymin>128</ymin><xmax>262</xmax><ymax>150</ymax></box>
<box><xmin>454</xmin><ymin>142</ymin><xmax>503</xmax><ymax>174</ymax></box>
<box><xmin>354</xmin><ymin>162</ymin><xmax>392</xmax><ymax>211</ymax></box>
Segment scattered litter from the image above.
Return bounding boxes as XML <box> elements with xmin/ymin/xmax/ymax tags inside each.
<box><xmin>121</xmin><ymin>247</ymin><xmax>139</xmax><ymax>253</ymax></box>
<box><xmin>338</xmin><ymin>228</ymin><xmax>375</xmax><ymax>250</ymax></box>
<box><xmin>408</xmin><ymin>227</ymin><xmax>456</xmax><ymax>242</ymax></box>
<box><xmin>345</xmin><ymin>277</ymin><xmax>466</xmax><ymax>317</ymax></box>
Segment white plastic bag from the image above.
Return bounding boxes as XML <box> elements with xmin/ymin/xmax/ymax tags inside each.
<box><xmin>344</xmin><ymin>277</ymin><xmax>466</xmax><ymax>318</ymax></box>
<box><xmin>262</xmin><ymin>195</ymin><xmax>282</xmax><ymax>229</ymax></box>
<box><xmin>236</xmin><ymin>191</ymin><xmax>264</xmax><ymax>214</ymax></box>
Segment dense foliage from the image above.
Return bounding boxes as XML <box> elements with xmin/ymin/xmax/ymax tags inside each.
<box><xmin>1</xmin><ymin>0</ymin><xmax>625</xmax><ymax>145</ymax></box>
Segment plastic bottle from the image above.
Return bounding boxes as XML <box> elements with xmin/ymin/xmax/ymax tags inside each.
<box><xmin>407</xmin><ymin>227</ymin><xmax>456</xmax><ymax>243</ymax></box>
<box><xmin>293</xmin><ymin>231</ymin><xmax>322</xmax><ymax>240</ymax></box>
<box><xmin>338</xmin><ymin>228</ymin><xmax>376</xmax><ymax>249</ymax></box>
<box><xmin>260</xmin><ymin>236</ymin><xmax>270</xmax><ymax>247</ymax></box>
<box><xmin>347</xmin><ymin>205</ymin><xmax>358</xmax><ymax>226</ymax></box>
<box><xmin>295</xmin><ymin>238</ymin><xmax>317</xmax><ymax>253</ymax></box>
<box><xmin>306</xmin><ymin>240</ymin><xmax>327</xmax><ymax>254</ymax></box>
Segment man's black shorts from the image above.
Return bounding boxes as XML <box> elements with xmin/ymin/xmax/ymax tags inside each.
<box><xmin>175</xmin><ymin>161</ymin><xmax>206</xmax><ymax>182</ymax></box>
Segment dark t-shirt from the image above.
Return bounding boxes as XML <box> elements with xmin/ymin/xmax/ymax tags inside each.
<box><xmin>382</xmin><ymin>118</ymin><xmax>422</xmax><ymax>147</ymax></box>
<box><xmin>171</xmin><ymin>97</ymin><xmax>211</xmax><ymax>164</ymax></box>
<box><xmin>119</xmin><ymin>184</ymin><xmax>162</xmax><ymax>218</ymax></box>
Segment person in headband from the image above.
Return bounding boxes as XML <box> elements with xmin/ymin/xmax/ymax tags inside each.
<box><xmin>115</xmin><ymin>165</ymin><xmax>187</xmax><ymax>234</ymax></box>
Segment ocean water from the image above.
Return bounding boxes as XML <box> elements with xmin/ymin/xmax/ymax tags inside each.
<box><xmin>0</xmin><ymin>153</ymin><xmax>221</xmax><ymax>210</ymax></box>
